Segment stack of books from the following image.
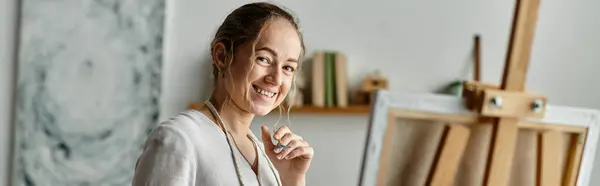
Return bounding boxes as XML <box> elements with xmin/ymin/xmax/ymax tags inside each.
<box><xmin>311</xmin><ymin>51</ymin><xmax>349</xmax><ymax>108</ymax></box>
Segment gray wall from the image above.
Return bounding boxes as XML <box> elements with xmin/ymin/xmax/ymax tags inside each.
<box><xmin>3</xmin><ymin>0</ymin><xmax>600</xmax><ymax>185</ymax></box>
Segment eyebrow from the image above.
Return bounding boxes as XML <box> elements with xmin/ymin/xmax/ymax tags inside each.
<box><xmin>257</xmin><ymin>47</ymin><xmax>298</xmax><ymax>63</ymax></box>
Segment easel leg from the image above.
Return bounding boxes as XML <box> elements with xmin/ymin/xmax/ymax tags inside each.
<box><xmin>428</xmin><ymin>124</ymin><xmax>471</xmax><ymax>186</ymax></box>
<box><xmin>485</xmin><ymin>119</ymin><xmax>519</xmax><ymax>186</ymax></box>
<box><xmin>485</xmin><ymin>0</ymin><xmax>541</xmax><ymax>184</ymax></box>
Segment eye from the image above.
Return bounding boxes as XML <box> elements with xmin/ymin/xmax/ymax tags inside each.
<box><xmin>256</xmin><ymin>56</ymin><xmax>270</xmax><ymax>64</ymax></box>
<box><xmin>283</xmin><ymin>66</ymin><xmax>295</xmax><ymax>72</ymax></box>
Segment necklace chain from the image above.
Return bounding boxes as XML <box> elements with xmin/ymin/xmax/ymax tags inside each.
<box><xmin>203</xmin><ymin>100</ymin><xmax>282</xmax><ymax>186</ymax></box>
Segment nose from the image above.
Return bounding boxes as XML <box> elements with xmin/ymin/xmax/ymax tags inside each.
<box><xmin>265</xmin><ymin>67</ymin><xmax>283</xmax><ymax>86</ymax></box>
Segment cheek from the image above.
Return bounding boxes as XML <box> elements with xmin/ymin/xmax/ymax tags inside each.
<box><xmin>281</xmin><ymin>77</ymin><xmax>294</xmax><ymax>93</ymax></box>
<box><xmin>247</xmin><ymin>64</ymin><xmax>271</xmax><ymax>81</ymax></box>
<box><xmin>232</xmin><ymin>63</ymin><xmax>256</xmax><ymax>83</ymax></box>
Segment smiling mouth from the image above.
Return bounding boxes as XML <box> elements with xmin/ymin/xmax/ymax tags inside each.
<box><xmin>253</xmin><ymin>85</ymin><xmax>277</xmax><ymax>98</ymax></box>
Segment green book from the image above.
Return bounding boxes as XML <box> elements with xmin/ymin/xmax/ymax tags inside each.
<box><xmin>324</xmin><ymin>52</ymin><xmax>336</xmax><ymax>107</ymax></box>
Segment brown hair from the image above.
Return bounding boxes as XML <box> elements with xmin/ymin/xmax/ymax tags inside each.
<box><xmin>210</xmin><ymin>2</ymin><xmax>306</xmax><ymax>81</ymax></box>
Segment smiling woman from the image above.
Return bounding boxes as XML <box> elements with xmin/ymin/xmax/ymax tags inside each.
<box><xmin>131</xmin><ymin>2</ymin><xmax>314</xmax><ymax>186</ymax></box>
<box><xmin>213</xmin><ymin>17</ymin><xmax>303</xmax><ymax>116</ymax></box>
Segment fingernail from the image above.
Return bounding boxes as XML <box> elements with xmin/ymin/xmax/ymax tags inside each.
<box><xmin>275</xmin><ymin>146</ymin><xmax>283</xmax><ymax>153</ymax></box>
<box><xmin>277</xmin><ymin>155</ymin><xmax>282</xmax><ymax>159</ymax></box>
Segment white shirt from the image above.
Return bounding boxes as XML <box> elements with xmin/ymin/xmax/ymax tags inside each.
<box><xmin>132</xmin><ymin>110</ymin><xmax>281</xmax><ymax>186</ymax></box>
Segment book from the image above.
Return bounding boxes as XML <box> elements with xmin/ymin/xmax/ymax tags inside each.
<box><xmin>311</xmin><ymin>51</ymin><xmax>325</xmax><ymax>107</ymax></box>
<box><xmin>334</xmin><ymin>52</ymin><xmax>348</xmax><ymax>107</ymax></box>
<box><xmin>312</xmin><ymin>50</ymin><xmax>349</xmax><ymax>108</ymax></box>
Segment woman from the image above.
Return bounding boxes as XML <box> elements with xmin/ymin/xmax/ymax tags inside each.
<box><xmin>132</xmin><ymin>2</ymin><xmax>313</xmax><ymax>186</ymax></box>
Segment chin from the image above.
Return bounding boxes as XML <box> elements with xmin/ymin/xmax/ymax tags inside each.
<box><xmin>250</xmin><ymin>104</ymin><xmax>276</xmax><ymax>116</ymax></box>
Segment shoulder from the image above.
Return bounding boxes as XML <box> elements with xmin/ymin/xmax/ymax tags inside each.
<box><xmin>133</xmin><ymin>112</ymin><xmax>204</xmax><ymax>185</ymax></box>
<box><xmin>161</xmin><ymin>109</ymin><xmax>217</xmax><ymax>132</ymax></box>
<box><xmin>144</xmin><ymin>110</ymin><xmax>218</xmax><ymax>152</ymax></box>
<box><xmin>143</xmin><ymin>122</ymin><xmax>193</xmax><ymax>158</ymax></box>
<box><xmin>143</xmin><ymin>111</ymin><xmax>196</xmax><ymax>150</ymax></box>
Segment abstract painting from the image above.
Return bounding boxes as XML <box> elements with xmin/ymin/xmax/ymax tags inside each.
<box><xmin>11</xmin><ymin>0</ymin><xmax>164</xmax><ymax>185</ymax></box>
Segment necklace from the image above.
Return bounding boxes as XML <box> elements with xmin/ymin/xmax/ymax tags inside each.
<box><xmin>203</xmin><ymin>100</ymin><xmax>282</xmax><ymax>186</ymax></box>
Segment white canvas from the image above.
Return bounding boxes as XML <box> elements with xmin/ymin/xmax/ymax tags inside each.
<box><xmin>358</xmin><ymin>90</ymin><xmax>600</xmax><ymax>186</ymax></box>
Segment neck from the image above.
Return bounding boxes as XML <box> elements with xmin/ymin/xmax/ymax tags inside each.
<box><xmin>207</xmin><ymin>88</ymin><xmax>255</xmax><ymax>136</ymax></box>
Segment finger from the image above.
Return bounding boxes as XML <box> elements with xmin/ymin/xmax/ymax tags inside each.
<box><xmin>285</xmin><ymin>146</ymin><xmax>314</xmax><ymax>160</ymax></box>
<box><xmin>276</xmin><ymin>140</ymin><xmax>305</xmax><ymax>159</ymax></box>
<box><xmin>279</xmin><ymin>133</ymin><xmax>295</xmax><ymax>146</ymax></box>
<box><xmin>261</xmin><ymin>125</ymin><xmax>275</xmax><ymax>150</ymax></box>
<box><xmin>275</xmin><ymin>133</ymin><xmax>300</xmax><ymax>153</ymax></box>
<box><xmin>273</xmin><ymin>126</ymin><xmax>291</xmax><ymax>140</ymax></box>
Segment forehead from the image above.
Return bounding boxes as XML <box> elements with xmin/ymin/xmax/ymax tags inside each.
<box><xmin>254</xmin><ymin>18</ymin><xmax>302</xmax><ymax>59</ymax></box>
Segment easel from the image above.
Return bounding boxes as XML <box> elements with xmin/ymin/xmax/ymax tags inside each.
<box><xmin>463</xmin><ymin>0</ymin><xmax>581</xmax><ymax>185</ymax></box>
<box><xmin>361</xmin><ymin>0</ymin><xmax>593</xmax><ymax>185</ymax></box>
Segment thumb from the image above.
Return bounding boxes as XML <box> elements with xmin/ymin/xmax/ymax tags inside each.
<box><xmin>261</xmin><ymin>125</ymin><xmax>275</xmax><ymax>150</ymax></box>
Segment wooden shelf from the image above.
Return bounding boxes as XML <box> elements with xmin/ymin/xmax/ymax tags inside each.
<box><xmin>188</xmin><ymin>103</ymin><xmax>370</xmax><ymax>115</ymax></box>
<box><xmin>281</xmin><ymin>105</ymin><xmax>371</xmax><ymax>115</ymax></box>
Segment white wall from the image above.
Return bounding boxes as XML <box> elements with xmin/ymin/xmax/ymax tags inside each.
<box><xmin>2</xmin><ymin>0</ymin><xmax>600</xmax><ymax>185</ymax></box>
<box><xmin>0</xmin><ymin>0</ymin><xmax>17</xmax><ymax>184</ymax></box>
<box><xmin>162</xmin><ymin>0</ymin><xmax>600</xmax><ymax>116</ymax></box>
<box><xmin>161</xmin><ymin>0</ymin><xmax>600</xmax><ymax>185</ymax></box>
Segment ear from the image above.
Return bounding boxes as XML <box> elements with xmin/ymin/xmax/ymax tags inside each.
<box><xmin>212</xmin><ymin>42</ymin><xmax>228</xmax><ymax>71</ymax></box>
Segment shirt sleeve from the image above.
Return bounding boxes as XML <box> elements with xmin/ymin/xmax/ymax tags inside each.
<box><xmin>132</xmin><ymin>124</ymin><xmax>196</xmax><ymax>186</ymax></box>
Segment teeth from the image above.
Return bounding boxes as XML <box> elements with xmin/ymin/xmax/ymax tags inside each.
<box><xmin>255</xmin><ymin>87</ymin><xmax>275</xmax><ymax>98</ymax></box>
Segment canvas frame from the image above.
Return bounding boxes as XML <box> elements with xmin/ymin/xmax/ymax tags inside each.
<box><xmin>358</xmin><ymin>89</ymin><xmax>600</xmax><ymax>186</ymax></box>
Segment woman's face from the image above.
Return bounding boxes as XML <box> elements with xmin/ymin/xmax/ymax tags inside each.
<box><xmin>222</xmin><ymin>18</ymin><xmax>302</xmax><ymax>116</ymax></box>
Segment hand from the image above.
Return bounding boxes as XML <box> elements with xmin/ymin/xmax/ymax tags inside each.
<box><xmin>261</xmin><ymin>125</ymin><xmax>313</xmax><ymax>185</ymax></box>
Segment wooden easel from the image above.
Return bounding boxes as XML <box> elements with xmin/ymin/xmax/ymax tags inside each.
<box><xmin>462</xmin><ymin>0</ymin><xmax>579</xmax><ymax>185</ymax></box>
<box><xmin>364</xmin><ymin>0</ymin><xmax>592</xmax><ymax>185</ymax></box>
